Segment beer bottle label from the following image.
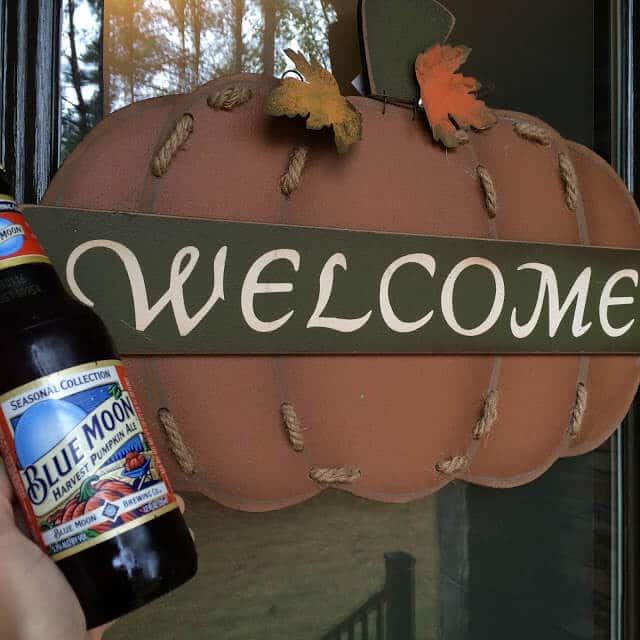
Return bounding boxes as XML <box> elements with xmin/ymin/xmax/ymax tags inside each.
<box><xmin>0</xmin><ymin>196</ymin><xmax>51</xmax><ymax>271</ymax></box>
<box><xmin>0</xmin><ymin>360</ymin><xmax>178</xmax><ymax>561</ymax></box>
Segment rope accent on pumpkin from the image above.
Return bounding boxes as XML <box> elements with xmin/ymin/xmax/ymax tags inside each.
<box><xmin>281</xmin><ymin>402</ymin><xmax>304</xmax><ymax>452</ymax></box>
<box><xmin>150</xmin><ymin>113</ymin><xmax>194</xmax><ymax>178</ymax></box>
<box><xmin>309</xmin><ymin>467</ymin><xmax>362</xmax><ymax>484</ymax></box>
<box><xmin>280</xmin><ymin>145</ymin><xmax>309</xmax><ymax>196</ymax></box>
<box><xmin>568</xmin><ymin>382</ymin><xmax>588</xmax><ymax>438</ymax></box>
<box><xmin>472</xmin><ymin>389</ymin><xmax>499</xmax><ymax>440</ymax></box>
<box><xmin>514</xmin><ymin>122</ymin><xmax>552</xmax><ymax>146</ymax></box>
<box><xmin>477</xmin><ymin>165</ymin><xmax>497</xmax><ymax>218</ymax></box>
<box><xmin>558</xmin><ymin>152</ymin><xmax>580</xmax><ymax>213</ymax></box>
<box><xmin>207</xmin><ymin>85</ymin><xmax>253</xmax><ymax>111</ymax></box>
<box><xmin>435</xmin><ymin>455</ymin><xmax>470</xmax><ymax>475</ymax></box>
<box><xmin>157</xmin><ymin>408</ymin><xmax>196</xmax><ymax>475</ymax></box>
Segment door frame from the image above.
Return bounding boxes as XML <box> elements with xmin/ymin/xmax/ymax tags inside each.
<box><xmin>0</xmin><ymin>1</ymin><xmax>637</xmax><ymax>636</ymax></box>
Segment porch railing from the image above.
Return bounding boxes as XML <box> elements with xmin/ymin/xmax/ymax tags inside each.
<box><xmin>320</xmin><ymin>551</ymin><xmax>416</xmax><ymax>640</ymax></box>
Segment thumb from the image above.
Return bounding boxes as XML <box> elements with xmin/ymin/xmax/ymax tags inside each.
<box><xmin>0</xmin><ymin>458</ymin><xmax>17</xmax><ymax>533</ymax></box>
<box><xmin>0</xmin><ymin>458</ymin><xmax>13</xmax><ymax>500</ymax></box>
<box><xmin>0</xmin><ymin>460</ymin><xmax>38</xmax><ymax>541</ymax></box>
<box><xmin>0</xmin><ymin>458</ymin><xmax>13</xmax><ymax>506</ymax></box>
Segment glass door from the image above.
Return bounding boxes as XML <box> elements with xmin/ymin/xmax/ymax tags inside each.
<box><xmin>1</xmin><ymin>1</ymin><xmax>638</xmax><ymax>638</ymax></box>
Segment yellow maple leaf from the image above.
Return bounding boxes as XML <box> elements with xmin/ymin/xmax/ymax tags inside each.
<box><xmin>265</xmin><ymin>49</ymin><xmax>362</xmax><ymax>154</ymax></box>
<box><xmin>416</xmin><ymin>44</ymin><xmax>498</xmax><ymax>148</ymax></box>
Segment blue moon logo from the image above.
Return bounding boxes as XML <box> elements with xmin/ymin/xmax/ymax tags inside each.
<box><xmin>0</xmin><ymin>217</ymin><xmax>25</xmax><ymax>257</ymax></box>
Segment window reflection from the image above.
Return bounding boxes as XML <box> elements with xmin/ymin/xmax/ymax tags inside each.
<box><xmin>61</xmin><ymin>0</ymin><xmax>103</xmax><ymax>158</ymax></box>
<box><xmin>61</xmin><ymin>0</ymin><xmax>348</xmax><ymax>158</ymax></box>
<box><xmin>104</xmin><ymin>491</ymin><xmax>439</xmax><ymax>640</ymax></box>
<box><xmin>103</xmin><ymin>0</ymin><xmax>336</xmax><ymax>105</ymax></box>
<box><xmin>58</xmin><ymin>3</ymin><xmax>618</xmax><ymax>639</ymax></box>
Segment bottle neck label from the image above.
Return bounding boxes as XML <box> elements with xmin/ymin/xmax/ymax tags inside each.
<box><xmin>0</xmin><ymin>196</ymin><xmax>51</xmax><ymax>271</ymax></box>
<box><xmin>0</xmin><ymin>360</ymin><xmax>178</xmax><ymax>561</ymax></box>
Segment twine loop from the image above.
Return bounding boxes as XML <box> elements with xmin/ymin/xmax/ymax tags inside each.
<box><xmin>568</xmin><ymin>383</ymin><xmax>588</xmax><ymax>438</ymax></box>
<box><xmin>309</xmin><ymin>467</ymin><xmax>362</xmax><ymax>484</ymax></box>
<box><xmin>281</xmin><ymin>403</ymin><xmax>304</xmax><ymax>452</ymax></box>
<box><xmin>514</xmin><ymin>122</ymin><xmax>551</xmax><ymax>146</ymax></box>
<box><xmin>280</xmin><ymin>145</ymin><xmax>309</xmax><ymax>196</ymax></box>
<box><xmin>157</xmin><ymin>408</ymin><xmax>196</xmax><ymax>475</ymax></box>
<box><xmin>151</xmin><ymin>113</ymin><xmax>194</xmax><ymax>178</ymax></box>
<box><xmin>477</xmin><ymin>165</ymin><xmax>497</xmax><ymax>218</ymax></box>
<box><xmin>473</xmin><ymin>389</ymin><xmax>499</xmax><ymax>440</ymax></box>
<box><xmin>435</xmin><ymin>456</ymin><xmax>470</xmax><ymax>475</ymax></box>
<box><xmin>207</xmin><ymin>85</ymin><xmax>253</xmax><ymax>111</ymax></box>
<box><xmin>558</xmin><ymin>152</ymin><xmax>579</xmax><ymax>213</ymax></box>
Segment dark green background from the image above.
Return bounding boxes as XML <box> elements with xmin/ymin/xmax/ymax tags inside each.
<box><xmin>24</xmin><ymin>205</ymin><xmax>640</xmax><ymax>354</ymax></box>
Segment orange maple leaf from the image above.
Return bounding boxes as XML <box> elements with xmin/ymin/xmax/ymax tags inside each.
<box><xmin>416</xmin><ymin>44</ymin><xmax>497</xmax><ymax>148</ymax></box>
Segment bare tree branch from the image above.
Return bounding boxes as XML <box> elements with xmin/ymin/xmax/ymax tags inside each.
<box><xmin>232</xmin><ymin>0</ymin><xmax>245</xmax><ymax>73</ymax></box>
<box><xmin>66</xmin><ymin>0</ymin><xmax>90</xmax><ymax>135</ymax></box>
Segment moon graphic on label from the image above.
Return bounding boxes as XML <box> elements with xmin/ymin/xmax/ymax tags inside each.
<box><xmin>15</xmin><ymin>400</ymin><xmax>88</xmax><ymax>468</ymax></box>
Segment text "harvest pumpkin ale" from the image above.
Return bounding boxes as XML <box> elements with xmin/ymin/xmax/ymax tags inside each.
<box><xmin>0</xmin><ymin>169</ymin><xmax>197</xmax><ymax>629</ymax></box>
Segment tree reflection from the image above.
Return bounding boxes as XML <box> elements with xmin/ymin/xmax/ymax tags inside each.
<box><xmin>61</xmin><ymin>0</ymin><xmax>340</xmax><ymax>157</ymax></box>
<box><xmin>61</xmin><ymin>0</ymin><xmax>103</xmax><ymax>156</ymax></box>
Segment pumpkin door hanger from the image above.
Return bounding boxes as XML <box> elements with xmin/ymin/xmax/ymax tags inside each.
<box><xmin>42</xmin><ymin>1</ymin><xmax>640</xmax><ymax>511</ymax></box>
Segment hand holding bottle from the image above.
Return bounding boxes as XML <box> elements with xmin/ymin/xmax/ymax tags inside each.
<box><xmin>0</xmin><ymin>460</ymin><xmax>111</xmax><ymax>639</ymax></box>
<box><xmin>0</xmin><ymin>461</ymin><xmax>191</xmax><ymax>639</ymax></box>
<box><xmin>0</xmin><ymin>168</ymin><xmax>197</xmax><ymax>627</ymax></box>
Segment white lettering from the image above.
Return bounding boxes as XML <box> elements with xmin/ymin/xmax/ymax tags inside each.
<box><xmin>241</xmin><ymin>249</ymin><xmax>300</xmax><ymax>332</ymax></box>
<box><xmin>307</xmin><ymin>253</ymin><xmax>372</xmax><ymax>332</ymax></box>
<box><xmin>441</xmin><ymin>258</ymin><xmax>505</xmax><ymax>336</ymax></box>
<box><xmin>511</xmin><ymin>264</ymin><xmax>592</xmax><ymax>338</ymax></box>
<box><xmin>599</xmin><ymin>269</ymin><xmax>638</xmax><ymax>337</ymax></box>
<box><xmin>66</xmin><ymin>240</ymin><xmax>227</xmax><ymax>337</ymax></box>
<box><xmin>379</xmin><ymin>254</ymin><xmax>436</xmax><ymax>333</ymax></box>
<box><xmin>0</xmin><ymin>224</ymin><xmax>24</xmax><ymax>243</ymax></box>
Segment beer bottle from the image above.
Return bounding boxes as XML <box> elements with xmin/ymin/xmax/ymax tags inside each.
<box><xmin>0</xmin><ymin>168</ymin><xmax>197</xmax><ymax>628</ymax></box>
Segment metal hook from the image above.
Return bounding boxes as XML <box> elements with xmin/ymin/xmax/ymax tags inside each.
<box><xmin>282</xmin><ymin>69</ymin><xmax>304</xmax><ymax>81</ymax></box>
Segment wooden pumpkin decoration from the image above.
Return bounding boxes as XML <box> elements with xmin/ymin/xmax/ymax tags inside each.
<box><xmin>42</xmin><ymin>72</ymin><xmax>640</xmax><ymax>511</ymax></box>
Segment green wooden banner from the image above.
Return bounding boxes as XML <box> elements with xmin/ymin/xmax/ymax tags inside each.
<box><xmin>24</xmin><ymin>206</ymin><xmax>640</xmax><ymax>355</ymax></box>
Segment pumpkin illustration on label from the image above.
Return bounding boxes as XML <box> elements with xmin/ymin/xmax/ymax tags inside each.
<box><xmin>42</xmin><ymin>2</ymin><xmax>640</xmax><ymax>510</ymax></box>
<box><xmin>44</xmin><ymin>477</ymin><xmax>138</xmax><ymax>536</ymax></box>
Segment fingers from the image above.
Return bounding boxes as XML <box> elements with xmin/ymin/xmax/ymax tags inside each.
<box><xmin>0</xmin><ymin>461</ymin><xmax>33</xmax><ymax>540</ymax></box>
<box><xmin>174</xmin><ymin>494</ymin><xmax>195</xmax><ymax>541</ymax></box>
<box><xmin>87</xmin><ymin>622</ymin><xmax>114</xmax><ymax>640</ymax></box>
<box><xmin>0</xmin><ymin>460</ymin><xmax>16</xmax><ymax>531</ymax></box>
<box><xmin>0</xmin><ymin>458</ymin><xmax>14</xmax><ymax>503</ymax></box>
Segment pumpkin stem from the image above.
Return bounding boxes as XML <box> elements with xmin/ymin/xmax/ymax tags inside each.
<box><xmin>79</xmin><ymin>475</ymin><xmax>100</xmax><ymax>502</ymax></box>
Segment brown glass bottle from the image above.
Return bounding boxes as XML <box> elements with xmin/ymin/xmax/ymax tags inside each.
<box><xmin>0</xmin><ymin>170</ymin><xmax>197</xmax><ymax>629</ymax></box>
